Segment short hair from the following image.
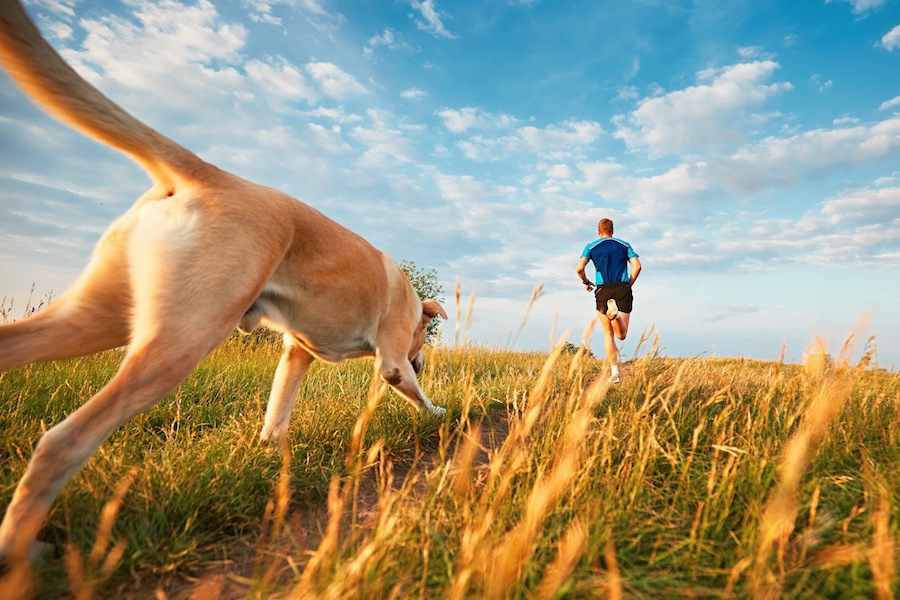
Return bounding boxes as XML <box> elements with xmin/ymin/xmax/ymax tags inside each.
<box><xmin>598</xmin><ymin>218</ymin><xmax>614</xmax><ymax>236</ymax></box>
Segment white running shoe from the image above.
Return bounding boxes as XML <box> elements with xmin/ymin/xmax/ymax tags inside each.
<box><xmin>608</xmin><ymin>374</ymin><xmax>621</xmax><ymax>384</ymax></box>
<box><xmin>606</xmin><ymin>299</ymin><xmax>619</xmax><ymax>321</ymax></box>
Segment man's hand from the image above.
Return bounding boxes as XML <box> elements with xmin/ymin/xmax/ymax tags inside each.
<box><xmin>576</xmin><ymin>257</ymin><xmax>594</xmax><ymax>293</ymax></box>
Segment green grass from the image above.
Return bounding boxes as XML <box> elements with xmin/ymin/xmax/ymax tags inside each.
<box><xmin>1</xmin><ymin>333</ymin><xmax>898</xmax><ymax>599</ymax></box>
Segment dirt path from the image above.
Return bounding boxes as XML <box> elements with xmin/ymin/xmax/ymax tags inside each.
<box><xmin>111</xmin><ymin>411</ymin><xmax>512</xmax><ymax>599</ymax></box>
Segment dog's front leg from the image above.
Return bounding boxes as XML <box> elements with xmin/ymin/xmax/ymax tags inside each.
<box><xmin>376</xmin><ymin>351</ymin><xmax>446</xmax><ymax>417</ymax></box>
<box><xmin>259</xmin><ymin>336</ymin><xmax>314</xmax><ymax>446</ymax></box>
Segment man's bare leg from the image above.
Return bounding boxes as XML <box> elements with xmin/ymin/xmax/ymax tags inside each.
<box><xmin>603</xmin><ymin>299</ymin><xmax>631</xmax><ymax>383</ymax></box>
<box><xmin>599</xmin><ymin>315</ymin><xmax>621</xmax><ymax>383</ymax></box>
<box><xmin>612</xmin><ymin>312</ymin><xmax>630</xmax><ymax>341</ymax></box>
<box><xmin>606</xmin><ymin>299</ymin><xmax>630</xmax><ymax>341</ymax></box>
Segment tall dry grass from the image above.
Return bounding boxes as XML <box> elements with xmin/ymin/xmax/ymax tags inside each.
<box><xmin>0</xmin><ymin>295</ymin><xmax>897</xmax><ymax>598</ymax></box>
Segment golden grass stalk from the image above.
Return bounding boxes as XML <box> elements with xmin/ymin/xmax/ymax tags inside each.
<box><xmin>0</xmin><ymin>561</ymin><xmax>33</xmax><ymax>600</ymax></box>
<box><xmin>294</xmin><ymin>475</ymin><xmax>344</xmax><ymax>595</ymax></box>
<box><xmin>486</xmin><ymin>449</ymin><xmax>580</xmax><ymax>598</ymax></box>
<box><xmin>604</xmin><ymin>538</ymin><xmax>623</xmax><ymax>600</ymax></box>
<box><xmin>751</xmin><ymin>334</ymin><xmax>860</xmax><ymax>599</ymax></box>
<box><xmin>509</xmin><ymin>281</ymin><xmax>545</xmax><ymax>348</ymax></box>
<box><xmin>868</xmin><ymin>486</ymin><xmax>895</xmax><ymax>600</ymax></box>
<box><xmin>450</xmin><ymin>342</ymin><xmax>571</xmax><ymax>598</ymax></box>
<box><xmin>254</xmin><ymin>441</ymin><xmax>293</xmax><ymax>592</ymax></box>
<box><xmin>534</xmin><ymin>518</ymin><xmax>588</xmax><ymax>600</ymax></box>
<box><xmin>449</xmin><ymin>421</ymin><xmax>483</xmax><ymax>499</ymax></box>
<box><xmin>65</xmin><ymin>469</ymin><xmax>136</xmax><ymax>600</ymax></box>
<box><xmin>484</xmin><ymin>343</ymin><xmax>599</xmax><ymax>598</ymax></box>
<box><xmin>463</xmin><ymin>289</ymin><xmax>476</xmax><ymax>347</ymax></box>
<box><xmin>567</xmin><ymin>316</ymin><xmax>597</xmax><ymax>381</ymax></box>
<box><xmin>454</xmin><ymin>279</ymin><xmax>462</xmax><ymax>347</ymax></box>
<box><xmin>347</xmin><ymin>371</ymin><xmax>388</xmax><ymax>470</ymax></box>
<box><xmin>294</xmin><ymin>374</ymin><xmax>387</xmax><ymax>596</ymax></box>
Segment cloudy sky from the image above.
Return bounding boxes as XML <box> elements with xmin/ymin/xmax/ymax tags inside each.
<box><xmin>1</xmin><ymin>0</ymin><xmax>899</xmax><ymax>368</ymax></box>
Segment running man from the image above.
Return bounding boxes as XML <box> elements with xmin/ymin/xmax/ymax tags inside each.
<box><xmin>576</xmin><ymin>218</ymin><xmax>642</xmax><ymax>383</ymax></box>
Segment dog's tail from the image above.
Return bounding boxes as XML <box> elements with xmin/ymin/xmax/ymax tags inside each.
<box><xmin>0</xmin><ymin>0</ymin><xmax>206</xmax><ymax>190</ymax></box>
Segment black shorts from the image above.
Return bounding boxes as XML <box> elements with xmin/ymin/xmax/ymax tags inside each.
<box><xmin>594</xmin><ymin>281</ymin><xmax>633</xmax><ymax>313</ymax></box>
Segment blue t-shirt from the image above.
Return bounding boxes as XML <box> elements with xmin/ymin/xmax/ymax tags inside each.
<box><xmin>582</xmin><ymin>237</ymin><xmax>639</xmax><ymax>285</ymax></box>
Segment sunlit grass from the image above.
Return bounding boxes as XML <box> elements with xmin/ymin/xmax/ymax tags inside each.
<box><xmin>1</xmin><ymin>322</ymin><xmax>897</xmax><ymax>598</ymax></box>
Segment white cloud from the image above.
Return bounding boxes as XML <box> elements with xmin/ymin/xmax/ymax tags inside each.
<box><xmin>35</xmin><ymin>0</ymin><xmax>77</xmax><ymax>19</ymax></box>
<box><xmin>457</xmin><ymin>135</ymin><xmax>518</xmax><ymax>161</ymax></box>
<box><xmin>613</xmin><ymin>60</ymin><xmax>792</xmax><ymax>156</ymax></box>
<box><xmin>616</xmin><ymin>85</ymin><xmax>639</xmax><ymax>101</ymax></box>
<box><xmin>546</xmin><ymin>164</ymin><xmax>573</xmax><ymax>180</ymax></box>
<box><xmin>745</xmin><ymin>186</ymin><xmax>900</xmax><ymax>266</ymax></box>
<box><xmin>364</xmin><ymin>28</ymin><xmax>413</xmax><ymax>58</ymax></box>
<box><xmin>246</xmin><ymin>57</ymin><xmax>320</xmax><ymax>105</ymax></box>
<box><xmin>244</xmin><ymin>0</ymin><xmax>331</xmax><ymax>23</ymax></box>
<box><xmin>519</xmin><ymin>121</ymin><xmax>604</xmax><ymax>152</ymax></box>
<box><xmin>40</xmin><ymin>19</ymin><xmax>74</xmax><ymax>42</ymax></box>
<box><xmin>436</xmin><ymin>173</ymin><xmax>495</xmax><ymax>204</ymax></box>
<box><xmin>407</xmin><ymin>0</ymin><xmax>456</xmax><ymax>39</ymax></box>
<box><xmin>820</xmin><ymin>186</ymin><xmax>900</xmax><ymax>224</ymax></box>
<box><xmin>306</xmin><ymin>62</ymin><xmax>369</xmax><ymax>99</ymax></box>
<box><xmin>810</xmin><ymin>74</ymin><xmax>832</xmax><ymax>93</ymax></box>
<box><xmin>882</xmin><ymin>24</ymin><xmax>900</xmax><ymax>51</ymax></box>
<box><xmin>445</xmin><ymin>115</ymin><xmax>602</xmax><ymax>161</ymax></box>
<box><xmin>438</xmin><ymin>107</ymin><xmax>519</xmax><ymax>132</ymax></box>
<box><xmin>303</xmin><ymin>107</ymin><xmax>364</xmax><ymax>124</ymax></box>
<box><xmin>880</xmin><ymin>95</ymin><xmax>900</xmax><ymax>111</ymax></box>
<box><xmin>549</xmin><ymin>113</ymin><xmax>900</xmax><ymax>232</ymax></box>
<box><xmin>826</xmin><ymin>0</ymin><xmax>886</xmax><ymax>13</ymax></box>
<box><xmin>401</xmin><ymin>88</ymin><xmax>428</xmax><ymax>100</ymax></box>
<box><xmin>630</xmin><ymin>185</ymin><xmax>900</xmax><ymax>274</ymax></box>
<box><xmin>351</xmin><ymin>118</ymin><xmax>416</xmax><ymax>169</ymax></box>
<box><xmin>245</xmin><ymin>0</ymin><xmax>283</xmax><ymax>25</ymax></box>
<box><xmin>56</xmin><ymin>0</ymin><xmax>247</xmax><ymax>124</ymax></box>
<box><xmin>737</xmin><ymin>46</ymin><xmax>775</xmax><ymax>60</ymax></box>
<box><xmin>721</xmin><ymin>116</ymin><xmax>900</xmax><ymax>192</ymax></box>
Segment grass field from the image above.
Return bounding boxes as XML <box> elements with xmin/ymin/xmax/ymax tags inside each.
<box><xmin>0</xmin><ymin>324</ymin><xmax>898</xmax><ymax>598</ymax></box>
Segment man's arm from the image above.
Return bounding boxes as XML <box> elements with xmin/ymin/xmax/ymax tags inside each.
<box><xmin>628</xmin><ymin>257</ymin><xmax>642</xmax><ymax>286</ymax></box>
<box><xmin>576</xmin><ymin>257</ymin><xmax>594</xmax><ymax>291</ymax></box>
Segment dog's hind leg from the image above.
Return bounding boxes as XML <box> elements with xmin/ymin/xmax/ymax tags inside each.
<box><xmin>259</xmin><ymin>335</ymin><xmax>315</xmax><ymax>446</ymax></box>
<box><xmin>0</xmin><ymin>221</ymin><xmax>135</xmax><ymax>371</ymax></box>
<box><xmin>0</xmin><ymin>297</ymin><xmax>130</xmax><ymax>371</ymax></box>
<box><xmin>0</xmin><ymin>285</ymin><xmax>131</xmax><ymax>373</ymax></box>
<box><xmin>0</xmin><ymin>320</ymin><xmax>233</xmax><ymax>566</ymax></box>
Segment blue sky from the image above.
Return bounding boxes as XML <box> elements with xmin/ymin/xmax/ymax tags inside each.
<box><xmin>1</xmin><ymin>0</ymin><xmax>899</xmax><ymax>368</ymax></box>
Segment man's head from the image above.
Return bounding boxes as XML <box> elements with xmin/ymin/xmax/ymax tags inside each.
<box><xmin>598</xmin><ymin>218</ymin><xmax>614</xmax><ymax>237</ymax></box>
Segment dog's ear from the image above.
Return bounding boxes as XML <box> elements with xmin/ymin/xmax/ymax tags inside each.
<box><xmin>422</xmin><ymin>299</ymin><xmax>448</xmax><ymax>320</ymax></box>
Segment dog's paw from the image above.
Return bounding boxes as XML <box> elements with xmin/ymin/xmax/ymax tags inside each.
<box><xmin>32</xmin><ymin>541</ymin><xmax>55</xmax><ymax>562</ymax></box>
<box><xmin>0</xmin><ymin>540</ymin><xmax>55</xmax><ymax>576</ymax></box>
<box><xmin>0</xmin><ymin>551</ymin><xmax>11</xmax><ymax>578</ymax></box>
<box><xmin>259</xmin><ymin>432</ymin><xmax>290</xmax><ymax>453</ymax></box>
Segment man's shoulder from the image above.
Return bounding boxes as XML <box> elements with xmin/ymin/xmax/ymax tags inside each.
<box><xmin>583</xmin><ymin>238</ymin><xmax>603</xmax><ymax>252</ymax></box>
<box><xmin>611</xmin><ymin>237</ymin><xmax>638</xmax><ymax>252</ymax></box>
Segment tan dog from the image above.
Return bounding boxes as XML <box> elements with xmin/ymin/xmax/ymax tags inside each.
<box><xmin>0</xmin><ymin>0</ymin><xmax>447</xmax><ymax>565</ymax></box>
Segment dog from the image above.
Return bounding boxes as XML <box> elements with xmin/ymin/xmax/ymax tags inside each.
<box><xmin>0</xmin><ymin>0</ymin><xmax>447</xmax><ymax>566</ymax></box>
